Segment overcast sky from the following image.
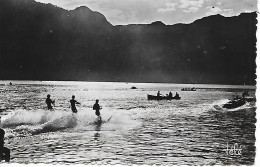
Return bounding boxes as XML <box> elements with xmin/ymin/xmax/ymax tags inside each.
<box><xmin>35</xmin><ymin>0</ymin><xmax>258</xmax><ymax>25</ymax></box>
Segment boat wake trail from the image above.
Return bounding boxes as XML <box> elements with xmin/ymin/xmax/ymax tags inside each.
<box><xmin>209</xmin><ymin>99</ymin><xmax>255</xmax><ymax>112</ymax></box>
<box><xmin>1</xmin><ymin>109</ymin><xmax>78</xmax><ymax>135</ymax></box>
<box><xmin>1</xmin><ymin>108</ymin><xmax>141</xmax><ymax>136</ymax></box>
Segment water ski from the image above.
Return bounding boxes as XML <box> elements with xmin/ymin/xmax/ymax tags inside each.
<box><xmin>107</xmin><ymin>116</ymin><xmax>112</xmax><ymax>122</ymax></box>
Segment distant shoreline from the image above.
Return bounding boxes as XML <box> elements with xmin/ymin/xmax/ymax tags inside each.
<box><xmin>0</xmin><ymin>80</ymin><xmax>256</xmax><ymax>90</ymax></box>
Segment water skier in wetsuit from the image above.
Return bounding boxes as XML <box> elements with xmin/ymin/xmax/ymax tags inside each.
<box><xmin>45</xmin><ymin>94</ymin><xmax>55</xmax><ymax>110</ymax></box>
<box><xmin>0</xmin><ymin>128</ymin><xmax>10</xmax><ymax>162</ymax></box>
<box><xmin>93</xmin><ymin>99</ymin><xmax>102</xmax><ymax>121</ymax></box>
<box><xmin>70</xmin><ymin>95</ymin><xmax>80</xmax><ymax>113</ymax></box>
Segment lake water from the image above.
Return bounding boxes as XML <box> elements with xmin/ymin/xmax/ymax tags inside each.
<box><xmin>0</xmin><ymin>81</ymin><xmax>256</xmax><ymax>165</ymax></box>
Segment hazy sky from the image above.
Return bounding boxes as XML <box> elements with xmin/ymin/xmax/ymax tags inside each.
<box><xmin>35</xmin><ymin>0</ymin><xmax>258</xmax><ymax>25</ymax></box>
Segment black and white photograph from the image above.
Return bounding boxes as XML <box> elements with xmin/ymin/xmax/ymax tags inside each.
<box><xmin>0</xmin><ymin>0</ymin><xmax>258</xmax><ymax>165</ymax></box>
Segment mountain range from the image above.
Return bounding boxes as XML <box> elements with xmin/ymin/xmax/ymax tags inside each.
<box><xmin>0</xmin><ymin>0</ymin><xmax>257</xmax><ymax>84</ymax></box>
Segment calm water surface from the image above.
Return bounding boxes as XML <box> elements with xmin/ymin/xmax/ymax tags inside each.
<box><xmin>0</xmin><ymin>81</ymin><xmax>256</xmax><ymax>165</ymax></box>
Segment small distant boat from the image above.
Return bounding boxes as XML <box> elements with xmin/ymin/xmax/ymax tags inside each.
<box><xmin>147</xmin><ymin>94</ymin><xmax>181</xmax><ymax>100</ymax></box>
<box><xmin>181</xmin><ymin>87</ymin><xmax>196</xmax><ymax>91</ymax></box>
<box><xmin>131</xmin><ymin>86</ymin><xmax>137</xmax><ymax>89</ymax></box>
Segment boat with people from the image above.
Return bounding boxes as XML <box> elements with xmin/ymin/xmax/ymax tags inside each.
<box><xmin>223</xmin><ymin>91</ymin><xmax>255</xmax><ymax>109</ymax></box>
<box><xmin>147</xmin><ymin>94</ymin><xmax>181</xmax><ymax>100</ymax></box>
<box><xmin>223</xmin><ymin>98</ymin><xmax>246</xmax><ymax>109</ymax></box>
<box><xmin>181</xmin><ymin>87</ymin><xmax>196</xmax><ymax>91</ymax></box>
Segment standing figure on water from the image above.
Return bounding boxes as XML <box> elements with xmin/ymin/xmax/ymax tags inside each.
<box><xmin>45</xmin><ymin>94</ymin><xmax>55</xmax><ymax>110</ymax></box>
<box><xmin>93</xmin><ymin>99</ymin><xmax>102</xmax><ymax>121</ymax></box>
<box><xmin>0</xmin><ymin>128</ymin><xmax>10</xmax><ymax>162</ymax></box>
<box><xmin>70</xmin><ymin>95</ymin><xmax>80</xmax><ymax>113</ymax></box>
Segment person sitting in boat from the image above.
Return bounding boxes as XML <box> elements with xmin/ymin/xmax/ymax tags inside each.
<box><xmin>157</xmin><ymin>91</ymin><xmax>161</xmax><ymax>97</ymax></box>
<box><xmin>237</xmin><ymin>95</ymin><xmax>242</xmax><ymax>100</ymax></box>
<box><xmin>93</xmin><ymin>99</ymin><xmax>102</xmax><ymax>121</ymax></box>
<box><xmin>169</xmin><ymin>92</ymin><xmax>173</xmax><ymax>98</ymax></box>
<box><xmin>175</xmin><ymin>92</ymin><xmax>179</xmax><ymax>98</ymax></box>
<box><xmin>232</xmin><ymin>95</ymin><xmax>239</xmax><ymax>101</ymax></box>
<box><xmin>45</xmin><ymin>94</ymin><xmax>55</xmax><ymax>110</ymax></box>
<box><xmin>242</xmin><ymin>91</ymin><xmax>249</xmax><ymax>98</ymax></box>
<box><xmin>0</xmin><ymin>128</ymin><xmax>10</xmax><ymax>162</ymax></box>
<box><xmin>232</xmin><ymin>95</ymin><xmax>235</xmax><ymax>100</ymax></box>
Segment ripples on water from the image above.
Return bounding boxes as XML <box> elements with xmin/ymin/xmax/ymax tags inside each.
<box><xmin>0</xmin><ymin>81</ymin><xmax>256</xmax><ymax>165</ymax></box>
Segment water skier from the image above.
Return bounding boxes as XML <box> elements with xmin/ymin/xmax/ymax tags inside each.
<box><xmin>93</xmin><ymin>99</ymin><xmax>102</xmax><ymax>121</ymax></box>
<box><xmin>45</xmin><ymin>94</ymin><xmax>55</xmax><ymax>110</ymax></box>
<box><xmin>70</xmin><ymin>95</ymin><xmax>80</xmax><ymax>113</ymax></box>
<box><xmin>0</xmin><ymin>128</ymin><xmax>10</xmax><ymax>162</ymax></box>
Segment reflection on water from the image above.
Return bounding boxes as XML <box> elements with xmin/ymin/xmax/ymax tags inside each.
<box><xmin>94</xmin><ymin>122</ymin><xmax>102</xmax><ymax>140</ymax></box>
<box><xmin>0</xmin><ymin>81</ymin><xmax>256</xmax><ymax>165</ymax></box>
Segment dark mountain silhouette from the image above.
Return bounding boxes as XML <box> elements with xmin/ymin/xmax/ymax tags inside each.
<box><xmin>0</xmin><ymin>0</ymin><xmax>256</xmax><ymax>84</ymax></box>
